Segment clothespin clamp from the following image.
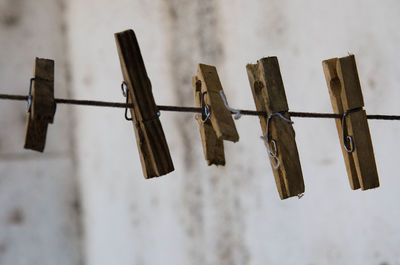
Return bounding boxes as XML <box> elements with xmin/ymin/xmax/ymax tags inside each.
<box><xmin>323</xmin><ymin>54</ymin><xmax>379</xmax><ymax>190</ymax></box>
<box><xmin>192</xmin><ymin>64</ymin><xmax>239</xmax><ymax>166</ymax></box>
<box><xmin>115</xmin><ymin>29</ymin><xmax>174</xmax><ymax>179</ymax></box>
<box><xmin>246</xmin><ymin>57</ymin><xmax>304</xmax><ymax>200</ymax></box>
<box><xmin>24</xmin><ymin>57</ymin><xmax>56</xmax><ymax>152</ymax></box>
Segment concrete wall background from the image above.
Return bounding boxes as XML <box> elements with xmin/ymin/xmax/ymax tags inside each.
<box><xmin>1</xmin><ymin>0</ymin><xmax>400</xmax><ymax>264</ymax></box>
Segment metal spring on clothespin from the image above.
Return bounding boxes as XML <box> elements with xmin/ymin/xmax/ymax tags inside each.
<box><xmin>261</xmin><ymin>112</ymin><xmax>294</xmax><ymax>169</ymax></box>
<box><xmin>27</xmin><ymin>78</ymin><xmax>35</xmax><ymax>111</ymax></box>
<box><xmin>121</xmin><ymin>81</ymin><xmax>133</xmax><ymax>121</ymax></box>
<box><xmin>341</xmin><ymin>107</ymin><xmax>362</xmax><ymax>153</ymax></box>
<box><xmin>121</xmin><ymin>81</ymin><xmax>161</xmax><ymax>123</ymax></box>
<box><xmin>219</xmin><ymin>90</ymin><xmax>242</xmax><ymax>120</ymax></box>
<box><xmin>200</xmin><ymin>91</ymin><xmax>211</xmax><ymax>123</ymax></box>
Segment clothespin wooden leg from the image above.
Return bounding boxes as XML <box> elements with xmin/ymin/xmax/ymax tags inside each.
<box><xmin>322</xmin><ymin>55</ymin><xmax>379</xmax><ymax>190</ymax></box>
<box><xmin>192</xmin><ymin>76</ymin><xmax>225</xmax><ymax>166</ymax></box>
<box><xmin>193</xmin><ymin>63</ymin><xmax>239</xmax><ymax>166</ymax></box>
<box><xmin>115</xmin><ymin>29</ymin><xmax>174</xmax><ymax>179</ymax></box>
<box><xmin>247</xmin><ymin>57</ymin><xmax>304</xmax><ymax>199</ymax></box>
<box><xmin>24</xmin><ymin>57</ymin><xmax>56</xmax><ymax>152</ymax></box>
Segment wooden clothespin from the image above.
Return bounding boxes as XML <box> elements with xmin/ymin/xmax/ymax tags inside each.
<box><xmin>322</xmin><ymin>55</ymin><xmax>379</xmax><ymax>190</ymax></box>
<box><xmin>192</xmin><ymin>76</ymin><xmax>225</xmax><ymax>165</ymax></box>
<box><xmin>246</xmin><ymin>57</ymin><xmax>304</xmax><ymax>199</ymax></box>
<box><xmin>115</xmin><ymin>29</ymin><xmax>174</xmax><ymax>179</ymax></box>
<box><xmin>192</xmin><ymin>64</ymin><xmax>239</xmax><ymax>166</ymax></box>
<box><xmin>24</xmin><ymin>57</ymin><xmax>56</xmax><ymax>152</ymax></box>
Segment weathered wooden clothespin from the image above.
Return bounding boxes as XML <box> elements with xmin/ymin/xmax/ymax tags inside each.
<box><xmin>192</xmin><ymin>75</ymin><xmax>225</xmax><ymax>165</ymax></box>
<box><xmin>115</xmin><ymin>29</ymin><xmax>174</xmax><ymax>179</ymax></box>
<box><xmin>246</xmin><ymin>57</ymin><xmax>304</xmax><ymax>199</ymax></box>
<box><xmin>192</xmin><ymin>64</ymin><xmax>239</xmax><ymax>166</ymax></box>
<box><xmin>24</xmin><ymin>57</ymin><xmax>56</xmax><ymax>152</ymax></box>
<box><xmin>322</xmin><ymin>55</ymin><xmax>379</xmax><ymax>190</ymax></box>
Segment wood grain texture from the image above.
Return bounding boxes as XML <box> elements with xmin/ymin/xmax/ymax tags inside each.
<box><xmin>346</xmin><ymin>110</ymin><xmax>379</xmax><ymax>189</ymax></box>
<box><xmin>115</xmin><ymin>29</ymin><xmax>174</xmax><ymax>179</ymax></box>
<box><xmin>31</xmin><ymin>58</ymin><xmax>55</xmax><ymax>123</ymax></box>
<box><xmin>322</xmin><ymin>58</ymin><xmax>360</xmax><ymax>190</ymax></box>
<box><xmin>24</xmin><ymin>57</ymin><xmax>56</xmax><ymax>152</ymax></box>
<box><xmin>246</xmin><ymin>57</ymin><xmax>304</xmax><ymax>200</ymax></box>
<box><xmin>197</xmin><ymin>64</ymin><xmax>239</xmax><ymax>142</ymax></box>
<box><xmin>24</xmin><ymin>118</ymin><xmax>49</xmax><ymax>152</ymax></box>
<box><xmin>322</xmin><ymin>55</ymin><xmax>379</xmax><ymax>190</ymax></box>
<box><xmin>192</xmin><ymin>76</ymin><xmax>225</xmax><ymax>166</ymax></box>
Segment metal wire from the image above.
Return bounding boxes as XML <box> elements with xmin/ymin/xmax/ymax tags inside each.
<box><xmin>1</xmin><ymin>93</ymin><xmax>400</xmax><ymax>120</ymax></box>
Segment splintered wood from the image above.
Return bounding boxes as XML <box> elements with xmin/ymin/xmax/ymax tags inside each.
<box><xmin>323</xmin><ymin>55</ymin><xmax>379</xmax><ymax>190</ymax></box>
<box><xmin>115</xmin><ymin>29</ymin><xmax>174</xmax><ymax>179</ymax></box>
<box><xmin>24</xmin><ymin>57</ymin><xmax>56</xmax><ymax>152</ymax></box>
<box><xmin>247</xmin><ymin>57</ymin><xmax>304</xmax><ymax>199</ymax></box>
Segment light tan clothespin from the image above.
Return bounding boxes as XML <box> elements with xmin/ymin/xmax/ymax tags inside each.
<box><xmin>115</xmin><ymin>29</ymin><xmax>174</xmax><ymax>179</ymax></box>
<box><xmin>193</xmin><ymin>64</ymin><xmax>239</xmax><ymax>166</ymax></box>
<box><xmin>24</xmin><ymin>57</ymin><xmax>56</xmax><ymax>152</ymax></box>
<box><xmin>323</xmin><ymin>54</ymin><xmax>379</xmax><ymax>190</ymax></box>
<box><xmin>246</xmin><ymin>57</ymin><xmax>304</xmax><ymax>199</ymax></box>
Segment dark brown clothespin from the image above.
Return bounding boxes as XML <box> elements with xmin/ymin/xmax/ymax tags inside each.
<box><xmin>115</xmin><ymin>29</ymin><xmax>174</xmax><ymax>179</ymax></box>
<box><xmin>246</xmin><ymin>57</ymin><xmax>304</xmax><ymax>199</ymax></box>
<box><xmin>192</xmin><ymin>64</ymin><xmax>239</xmax><ymax>166</ymax></box>
<box><xmin>322</xmin><ymin>55</ymin><xmax>379</xmax><ymax>190</ymax></box>
<box><xmin>24</xmin><ymin>57</ymin><xmax>56</xmax><ymax>152</ymax></box>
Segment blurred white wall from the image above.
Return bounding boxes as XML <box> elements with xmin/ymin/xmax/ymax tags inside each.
<box><xmin>0</xmin><ymin>0</ymin><xmax>82</xmax><ymax>265</ymax></box>
<box><xmin>1</xmin><ymin>0</ymin><xmax>400</xmax><ymax>265</ymax></box>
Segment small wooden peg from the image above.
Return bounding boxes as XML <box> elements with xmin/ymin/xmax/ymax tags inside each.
<box><xmin>24</xmin><ymin>57</ymin><xmax>56</xmax><ymax>152</ymax></box>
<box><xmin>115</xmin><ymin>29</ymin><xmax>174</xmax><ymax>179</ymax></box>
<box><xmin>192</xmin><ymin>76</ymin><xmax>225</xmax><ymax>166</ymax></box>
<box><xmin>322</xmin><ymin>55</ymin><xmax>379</xmax><ymax>190</ymax></box>
<box><xmin>196</xmin><ymin>64</ymin><xmax>239</xmax><ymax>143</ymax></box>
<box><xmin>246</xmin><ymin>57</ymin><xmax>304</xmax><ymax>199</ymax></box>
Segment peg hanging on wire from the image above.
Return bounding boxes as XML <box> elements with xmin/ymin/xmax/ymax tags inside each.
<box><xmin>1</xmin><ymin>29</ymin><xmax>399</xmax><ymax>200</ymax></box>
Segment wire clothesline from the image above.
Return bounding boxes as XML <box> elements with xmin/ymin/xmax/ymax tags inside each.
<box><xmin>0</xmin><ymin>93</ymin><xmax>399</xmax><ymax>121</ymax></box>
